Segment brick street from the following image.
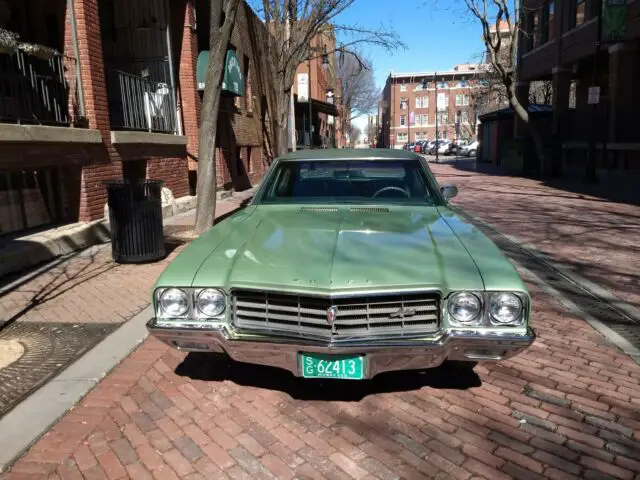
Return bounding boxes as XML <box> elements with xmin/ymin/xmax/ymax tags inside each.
<box><xmin>2</xmin><ymin>164</ymin><xmax>640</xmax><ymax>480</ymax></box>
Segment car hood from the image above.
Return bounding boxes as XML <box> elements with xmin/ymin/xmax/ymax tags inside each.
<box><xmin>189</xmin><ymin>205</ymin><xmax>485</xmax><ymax>295</ymax></box>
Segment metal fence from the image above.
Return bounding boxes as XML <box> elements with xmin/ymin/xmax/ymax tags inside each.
<box><xmin>0</xmin><ymin>52</ymin><xmax>81</xmax><ymax>126</ymax></box>
<box><xmin>107</xmin><ymin>69</ymin><xmax>177</xmax><ymax>133</ymax></box>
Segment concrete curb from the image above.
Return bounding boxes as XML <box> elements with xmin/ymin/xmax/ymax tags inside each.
<box><xmin>0</xmin><ymin>306</ymin><xmax>152</xmax><ymax>473</ymax></box>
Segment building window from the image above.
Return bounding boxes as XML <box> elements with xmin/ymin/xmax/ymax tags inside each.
<box><xmin>455</xmin><ymin>94</ymin><xmax>463</xmax><ymax>106</ymax></box>
<box><xmin>461</xmin><ymin>111</ymin><xmax>469</xmax><ymax>124</ymax></box>
<box><xmin>415</xmin><ymin>83</ymin><xmax>423</xmax><ymax>91</ymax></box>
<box><xmin>400</xmin><ymin>84</ymin><xmax>407</xmax><ymax>91</ymax></box>
<box><xmin>533</xmin><ymin>10</ymin><xmax>541</xmax><ymax>48</ymax></box>
<box><xmin>400</xmin><ymin>97</ymin><xmax>408</xmax><ymax>110</ymax></box>
<box><xmin>421</xmin><ymin>114</ymin><xmax>428</xmax><ymax>125</ymax></box>
<box><xmin>437</xmin><ymin>112</ymin><xmax>448</xmax><ymax>124</ymax></box>
<box><xmin>422</xmin><ymin>96</ymin><xmax>429</xmax><ymax>107</ymax></box>
<box><xmin>575</xmin><ymin>0</ymin><xmax>585</xmax><ymax>27</ymax></box>
<box><xmin>445</xmin><ymin>95</ymin><xmax>449</xmax><ymax>107</ymax></box>
<box><xmin>400</xmin><ymin>115</ymin><xmax>406</xmax><ymax>126</ymax></box>
<box><xmin>244</xmin><ymin>55</ymin><xmax>253</xmax><ymax>113</ymax></box>
<box><xmin>463</xmin><ymin>94</ymin><xmax>470</xmax><ymax>106</ymax></box>
<box><xmin>416</xmin><ymin>97</ymin><xmax>422</xmax><ymax>108</ymax></box>
<box><xmin>542</xmin><ymin>1</ymin><xmax>555</xmax><ymax>43</ymax></box>
<box><xmin>397</xmin><ymin>132</ymin><xmax>408</xmax><ymax>142</ymax></box>
<box><xmin>437</xmin><ymin>81</ymin><xmax>448</xmax><ymax>89</ymax></box>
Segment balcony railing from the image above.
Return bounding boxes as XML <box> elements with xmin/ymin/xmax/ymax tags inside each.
<box><xmin>0</xmin><ymin>51</ymin><xmax>82</xmax><ymax>126</ymax></box>
<box><xmin>107</xmin><ymin>69</ymin><xmax>177</xmax><ymax>134</ymax></box>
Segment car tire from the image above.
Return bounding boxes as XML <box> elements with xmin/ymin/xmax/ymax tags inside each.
<box><xmin>467</xmin><ymin>150</ymin><xmax>476</xmax><ymax>157</ymax></box>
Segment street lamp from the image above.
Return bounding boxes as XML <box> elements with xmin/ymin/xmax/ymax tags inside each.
<box><xmin>306</xmin><ymin>46</ymin><xmax>330</xmax><ymax>149</ymax></box>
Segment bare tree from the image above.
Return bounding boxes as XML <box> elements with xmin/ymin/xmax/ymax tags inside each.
<box><xmin>365</xmin><ymin>122</ymin><xmax>378</xmax><ymax>146</ymax></box>
<box><xmin>337</xmin><ymin>50</ymin><xmax>379</xmax><ymax>141</ymax></box>
<box><xmin>194</xmin><ymin>0</ymin><xmax>242</xmax><ymax>235</ymax></box>
<box><xmin>250</xmin><ymin>1</ymin><xmax>402</xmax><ymax>156</ymax></box>
<box><xmin>348</xmin><ymin>124</ymin><xmax>362</xmax><ymax>146</ymax></box>
<box><xmin>460</xmin><ymin>0</ymin><xmax>548</xmax><ymax>176</ymax></box>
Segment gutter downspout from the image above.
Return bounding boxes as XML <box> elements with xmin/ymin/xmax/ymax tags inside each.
<box><xmin>68</xmin><ymin>0</ymin><xmax>85</xmax><ymax>120</ymax></box>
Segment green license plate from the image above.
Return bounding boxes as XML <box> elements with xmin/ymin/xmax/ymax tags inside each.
<box><xmin>300</xmin><ymin>353</ymin><xmax>365</xmax><ymax>380</ymax></box>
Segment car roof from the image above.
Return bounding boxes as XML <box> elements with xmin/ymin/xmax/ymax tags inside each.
<box><xmin>276</xmin><ymin>148</ymin><xmax>421</xmax><ymax>162</ymax></box>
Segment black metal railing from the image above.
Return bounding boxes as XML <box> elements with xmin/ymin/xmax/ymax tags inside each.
<box><xmin>0</xmin><ymin>51</ymin><xmax>82</xmax><ymax>126</ymax></box>
<box><xmin>107</xmin><ymin>69</ymin><xmax>177</xmax><ymax>134</ymax></box>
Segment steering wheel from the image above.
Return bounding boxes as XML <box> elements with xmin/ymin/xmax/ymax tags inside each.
<box><xmin>372</xmin><ymin>186</ymin><xmax>410</xmax><ymax>198</ymax></box>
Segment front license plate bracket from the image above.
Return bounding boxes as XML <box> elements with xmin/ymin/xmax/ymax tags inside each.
<box><xmin>299</xmin><ymin>353</ymin><xmax>366</xmax><ymax>380</ymax></box>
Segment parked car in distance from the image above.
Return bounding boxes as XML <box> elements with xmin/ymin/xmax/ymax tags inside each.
<box><xmin>458</xmin><ymin>140</ymin><xmax>479</xmax><ymax>157</ymax></box>
<box><xmin>147</xmin><ymin>148</ymin><xmax>535</xmax><ymax>380</ymax></box>
<box><xmin>437</xmin><ymin>140</ymin><xmax>452</xmax><ymax>155</ymax></box>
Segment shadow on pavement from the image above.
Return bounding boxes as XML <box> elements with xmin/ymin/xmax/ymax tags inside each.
<box><xmin>175</xmin><ymin>352</ymin><xmax>481</xmax><ymax>401</ymax></box>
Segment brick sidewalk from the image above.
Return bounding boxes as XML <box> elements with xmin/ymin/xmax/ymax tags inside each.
<box><xmin>0</xmin><ymin>198</ymin><xmax>244</xmax><ymax>328</ymax></box>
<box><xmin>430</xmin><ymin>160</ymin><xmax>640</xmax><ymax>311</ymax></box>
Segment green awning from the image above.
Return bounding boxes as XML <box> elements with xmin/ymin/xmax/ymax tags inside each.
<box><xmin>196</xmin><ymin>49</ymin><xmax>245</xmax><ymax>96</ymax></box>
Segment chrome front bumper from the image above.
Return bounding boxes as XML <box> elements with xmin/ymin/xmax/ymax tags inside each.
<box><xmin>146</xmin><ymin>320</ymin><xmax>536</xmax><ymax>379</ymax></box>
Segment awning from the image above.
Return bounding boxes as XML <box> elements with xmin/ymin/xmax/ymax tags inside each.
<box><xmin>197</xmin><ymin>49</ymin><xmax>245</xmax><ymax>96</ymax></box>
<box><xmin>295</xmin><ymin>95</ymin><xmax>339</xmax><ymax>116</ymax></box>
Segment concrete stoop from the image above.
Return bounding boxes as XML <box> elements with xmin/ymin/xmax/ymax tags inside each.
<box><xmin>0</xmin><ymin>194</ymin><xmax>198</xmax><ymax>281</ymax></box>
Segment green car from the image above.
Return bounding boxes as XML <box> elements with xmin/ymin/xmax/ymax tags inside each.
<box><xmin>147</xmin><ymin>149</ymin><xmax>535</xmax><ymax>380</ymax></box>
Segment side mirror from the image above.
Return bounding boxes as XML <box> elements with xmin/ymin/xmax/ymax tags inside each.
<box><xmin>441</xmin><ymin>185</ymin><xmax>458</xmax><ymax>201</ymax></box>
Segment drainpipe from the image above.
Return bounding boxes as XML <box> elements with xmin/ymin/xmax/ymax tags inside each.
<box><xmin>165</xmin><ymin>0</ymin><xmax>182</xmax><ymax>135</ymax></box>
<box><xmin>68</xmin><ymin>0</ymin><xmax>85</xmax><ymax>120</ymax></box>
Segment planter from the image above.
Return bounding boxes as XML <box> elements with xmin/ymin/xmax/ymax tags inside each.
<box><xmin>0</xmin><ymin>28</ymin><xmax>18</xmax><ymax>54</ymax></box>
<box><xmin>18</xmin><ymin>42</ymin><xmax>59</xmax><ymax>60</ymax></box>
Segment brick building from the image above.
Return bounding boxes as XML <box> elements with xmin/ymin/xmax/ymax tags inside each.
<box><xmin>380</xmin><ymin>64</ymin><xmax>487</xmax><ymax>149</ymax></box>
<box><xmin>0</xmin><ymin>0</ymin><xmax>272</xmax><ymax>238</ymax></box>
<box><xmin>518</xmin><ymin>0</ymin><xmax>640</xmax><ymax>173</ymax></box>
<box><xmin>292</xmin><ymin>27</ymin><xmax>342</xmax><ymax>149</ymax></box>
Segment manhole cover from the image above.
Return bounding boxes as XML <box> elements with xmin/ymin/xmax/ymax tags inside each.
<box><xmin>0</xmin><ymin>322</ymin><xmax>118</xmax><ymax>418</ymax></box>
<box><xmin>0</xmin><ymin>340</ymin><xmax>24</xmax><ymax>369</ymax></box>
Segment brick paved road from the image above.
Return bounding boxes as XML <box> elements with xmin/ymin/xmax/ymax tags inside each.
<box><xmin>3</xmin><ymin>274</ymin><xmax>640</xmax><ymax>480</ymax></box>
<box><xmin>2</xmin><ymin>168</ymin><xmax>640</xmax><ymax>479</ymax></box>
<box><xmin>429</xmin><ymin>159</ymin><xmax>640</xmax><ymax>311</ymax></box>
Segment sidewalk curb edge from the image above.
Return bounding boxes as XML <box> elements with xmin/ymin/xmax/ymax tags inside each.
<box><xmin>0</xmin><ymin>306</ymin><xmax>152</xmax><ymax>473</ymax></box>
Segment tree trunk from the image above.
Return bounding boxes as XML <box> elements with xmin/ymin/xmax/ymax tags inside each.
<box><xmin>194</xmin><ymin>0</ymin><xmax>241</xmax><ymax>236</ymax></box>
<box><xmin>507</xmin><ymin>81</ymin><xmax>546</xmax><ymax>177</ymax></box>
<box><xmin>275</xmin><ymin>87</ymin><xmax>290</xmax><ymax>157</ymax></box>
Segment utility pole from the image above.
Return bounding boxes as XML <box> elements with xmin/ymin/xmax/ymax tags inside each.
<box><xmin>585</xmin><ymin>1</ymin><xmax>603</xmax><ymax>183</ymax></box>
<box><xmin>308</xmin><ymin>55</ymin><xmax>313</xmax><ymax>149</ymax></box>
<box><xmin>285</xmin><ymin>13</ymin><xmax>296</xmax><ymax>152</ymax></box>
<box><xmin>435</xmin><ymin>72</ymin><xmax>439</xmax><ymax>163</ymax></box>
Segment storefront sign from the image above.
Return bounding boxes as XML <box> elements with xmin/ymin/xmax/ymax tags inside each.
<box><xmin>602</xmin><ymin>0</ymin><xmax>627</xmax><ymax>44</ymax></box>
<box><xmin>297</xmin><ymin>73</ymin><xmax>309</xmax><ymax>102</ymax></box>
<box><xmin>196</xmin><ymin>49</ymin><xmax>245</xmax><ymax>96</ymax></box>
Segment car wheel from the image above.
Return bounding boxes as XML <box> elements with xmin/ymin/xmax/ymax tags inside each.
<box><xmin>468</xmin><ymin>150</ymin><xmax>476</xmax><ymax>157</ymax></box>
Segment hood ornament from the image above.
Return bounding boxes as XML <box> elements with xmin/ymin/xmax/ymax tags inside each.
<box><xmin>390</xmin><ymin>307</ymin><xmax>417</xmax><ymax>319</ymax></box>
<box><xmin>327</xmin><ymin>306</ymin><xmax>338</xmax><ymax>325</ymax></box>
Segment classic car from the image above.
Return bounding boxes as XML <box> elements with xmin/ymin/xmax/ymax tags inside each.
<box><xmin>147</xmin><ymin>149</ymin><xmax>535</xmax><ymax>380</ymax></box>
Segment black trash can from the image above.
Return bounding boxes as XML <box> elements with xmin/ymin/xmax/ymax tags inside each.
<box><xmin>104</xmin><ymin>179</ymin><xmax>165</xmax><ymax>263</ymax></box>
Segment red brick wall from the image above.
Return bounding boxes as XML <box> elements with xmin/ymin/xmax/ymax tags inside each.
<box><xmin>178</xmin><ymin>0</ymin><xmax>201</xmax><ymax>171</ymax></box>
<box><xmin>147</xmin><ymin>157</ymin><xmax>190</xmax><ymax>197</ymax></box>
<box><xmin>72</xmin><ymin>0</ymin><xmax>122</xmax><ymax>222</ymax></box>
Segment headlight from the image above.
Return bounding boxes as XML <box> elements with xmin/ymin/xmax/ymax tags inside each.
<box><xmin>448</xmin><ymin>292</ymin><xmax>482</xmax><ymax>324</ymax></box>
<box><xmin>159</xmin><ymin>288</ymin><xmax>189</xmax><ymax>317</ymax></box>
<box><xmin>490</xmin><ymin>293</ymin><xmax>523</xmax><ymax>324</ymax></box>
<box><xmin>196</xmin><ymin>289</ymin><xmax>226</xmax><ymax>317</ymax></box>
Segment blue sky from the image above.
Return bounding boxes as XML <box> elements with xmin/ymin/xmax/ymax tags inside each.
<box><xmin>333</xmin><ymin>0</ymin><xmax>486</xmax><ymax>133</ymax></box>
<box><xmin>335</xmin><ymin>0</ymin><xmax>485</xmax><ymax>88</ymax></box>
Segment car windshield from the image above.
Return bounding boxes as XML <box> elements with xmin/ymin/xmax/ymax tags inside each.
<box><xmin>257</xmin><ymin>159</ymin><xmax>440</xmax><ymax>206</ymax></box>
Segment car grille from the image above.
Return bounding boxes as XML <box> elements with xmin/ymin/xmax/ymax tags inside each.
<box><xmin>231</xmin><ymin>290</ymin><xmax>441</xmax><ymax>338</ymax></box>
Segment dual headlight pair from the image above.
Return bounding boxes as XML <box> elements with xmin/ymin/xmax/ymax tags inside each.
<box><xmin>157</xmin><ymin>288</ymin><xmax>226</xmax><ymax>318</ymax></box>
<box><xmin>448</xmin><ymin>292</ymin><xmax>524</xmax><ymax>326</ymax></box>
